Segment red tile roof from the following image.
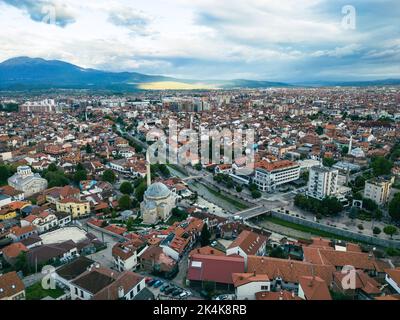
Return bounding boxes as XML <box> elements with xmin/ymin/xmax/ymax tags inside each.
<box><xmin>187</xmin><ymin>254</ymin><xmax>245</xmax><ymax>284</ymax></box>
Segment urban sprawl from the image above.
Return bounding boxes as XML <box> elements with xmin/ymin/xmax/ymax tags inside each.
<box><xmin>1</xmin><ymin>87</ymin><xmax>400</xmax><ymax>301</ymax></box>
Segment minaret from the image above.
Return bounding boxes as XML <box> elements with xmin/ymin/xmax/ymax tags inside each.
<box><xmin>348</xmin><ymin>135</ymin><xmax>353</xmax><ymax>155</ymax></box>
<box><xmin>146</xmin><ymin>150</ymin><xmax>151</xmax><ymax>187</ymax></box>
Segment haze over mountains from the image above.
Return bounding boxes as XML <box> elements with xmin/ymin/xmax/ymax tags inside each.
<box><xmin>0</xmin><ymin>57</ymin><xmax>399</xmax><ymax>91</ymax></box>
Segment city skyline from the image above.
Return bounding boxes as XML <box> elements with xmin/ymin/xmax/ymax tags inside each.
<box><xmin>0</xmin><ymin>0</ymin><xmax>399</xmax><ymax>82</ymax></box>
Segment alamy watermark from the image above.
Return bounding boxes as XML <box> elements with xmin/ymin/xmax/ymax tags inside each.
<box><xmin>342</xmin><ymin>5</ymin><xmax>357</xmax><ymax>30</ymax></box>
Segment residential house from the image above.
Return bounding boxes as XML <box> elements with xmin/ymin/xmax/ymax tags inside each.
<box><xmin>138</xmin><ymin>245</ymin><xmax>178</xmax><ymax>279</ymax></box>
<box><xmin>55</xmin><ymin>256</ymin><xmax>95</xmax><ymax>289</ymax></box>
<box><xmin>0</xmin><ymin>271</ymin><xmax>25</xmax><ymax>300</ymax></box>
<box><xmin>27</xmin><ymin>240</ymin><xmax>79</xmax><ymax>266</ymax></box>
<box><xmin>70</xmin><ymin>266</ymin><xmax>145</xmax><ymax>300</ymax></box>
<box><xmin>332</xmin><ymin>270</ymin><xmax>381</xmax><ymax>300</ymax></box>
<box><xmin>232</xmin><ymin>273</ymin><xmax>271</xmax><ymax>300</ymax></box>
<box><xmin>112</xmin><ymin>239</ymin><xmax>147</xmax><ymax>272</ymax></box>
<box><xmin>247</xmin><ymin>256</ymin><xmax>335</xmax><ymax>293</ymax></box>
<box><xmin>385</xmin><ymin>268</ymin><xmax>400</xmax><ymax>295</ymax></box>
<box><xmin>298</xmin><ymin>276</ymin><xmax>332</xmax><ymax>300</ymax></box>
<box><xmin>1</xmin><ymin>242</ymin><xmax>28</xmax><ymax>265</ymax></box>
<box><xmin>56</xmin><ymin>198</ymin><xmax>91</xmax><ymax>219</ymax></box>
<box><xmin>8</xmin><ymin>225</ymin><xmax>38</xmax><ymax>242</ymax></box>
<box><xmin>20</xmin><ymin>211</ymin><xmax>58</xmax><ymax>234</ymax></box>
<box><xmin>227</xmin><ymin>230</ymin><xmax>267</xmax><ymax>268</ymax></box>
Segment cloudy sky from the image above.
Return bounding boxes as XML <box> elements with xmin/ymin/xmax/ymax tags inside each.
<box><xmin>0</xmin><ymin>0</ymin><xmax>399</xmax><ymax>82</ymax></box>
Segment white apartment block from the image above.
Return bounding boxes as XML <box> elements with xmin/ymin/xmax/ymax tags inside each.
<box><xmin>254</xmin><ymin>160</ymin><xmax>300</xmax><ymax>192</ymax></box>
<box><xmin>307</xmin><ymin>166</ymin><xmax>339</xmax><ymax>200</ymax></box>
<box><xmin>363</xmin><ymin>176</ymin><xmax>395</xmax><ymax>205</ymax></box>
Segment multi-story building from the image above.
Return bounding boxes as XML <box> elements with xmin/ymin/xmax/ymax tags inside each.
<box><xmin>253</xmin><ymin>160</ymin><xmax>300</xmax><ymax>192</ymax></box>
<box><xmin>7</xmin><ymin>166</ymin><xmax>48</xmax><ymax>198</ymax></box>
<box><xmin>307</xmin><ymin>166</ymin><xmax>339</xmax><ymax>200</ymax></box>
<box><xmin>363</xmin><ymin>176</ymin><xmax>395</xmax><ymax>205</ymax></box>
<box><xmin>56</xmin><ymin>198</ymin><xmax>91</xmax><ymax>219</ymax></box>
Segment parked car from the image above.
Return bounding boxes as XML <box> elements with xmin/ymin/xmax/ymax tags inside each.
<box><xmin>153</xmin><ymin>280</ymin><xmax>163</xmax><ymax>288</ymax></box>
<box><xmin>145</xmin><ymin>277</ymin><xmax>153</xmax><ymax>284</ymax></box>
<box><xmin>147</xmin><ymin>279</ymin><xmax>156</xmax><ymax>286</ymax></box>
<box><xmin>179</xmin><ymin>291</ymin><xmax>190</xmax><ymax>299</ymax></box>
<box><xmin>172</xmin><ymin>289</ymin><xmax>183</xmax><ymax>297</ymax></box>
<box><xmin>160</xmin><ymin>284</ymin><xmax>170</xmax><ymax>292</ymax></box>
<box><xmin>164</xmin><ymin>286</ymin><xmax>176</xmax><ymax>295</ymax></box>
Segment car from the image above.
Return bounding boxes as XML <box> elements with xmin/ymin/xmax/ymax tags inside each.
<box><xmin>145</xmin><ymin>277</ymin><xmax>153</xmax><ymax>284</ymax></box>
<box><xmin>171</xmin><ymin>289</ymin><xmax>183</xmax><ymax>297</ymax></box>
<box><xmin>164</xmin><ymin>286</ymin><xmax>176</xmax><ymax>295</ymax></box>
<box><xmin>179</xmin><ymin>292</ymin><xmax>190</xmax><ymax>299</ymax></box>
<box><xmin>147</xmin><ymin>279</ymin><xmax>156</xmax><ymax>286</ymax></box>
<box><xmin>160</xmin><ymin>284</ymin><xmax>170</xmax><ymax>292</ymax></box>
<box><xmin>153</xmin><ymin>280</ymin><xmax>163</xmax><ymax>288</ymax></box>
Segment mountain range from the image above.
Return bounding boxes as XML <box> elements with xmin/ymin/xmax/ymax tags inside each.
<box><xmin>0</xmin><ymin>57</ymin><xmax>399</xmax><ymax>91</ymax></box>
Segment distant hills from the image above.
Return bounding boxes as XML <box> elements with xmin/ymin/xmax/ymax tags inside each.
<box><xmin>0</xmin><ymin>57</ymin><xmax>399</xmax><ymax>91</ymax></box>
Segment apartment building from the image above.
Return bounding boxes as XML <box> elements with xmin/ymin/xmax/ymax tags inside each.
<box><xmin>363</xmin><ymin>176</ymin><xmax>395</xmax><ymax>205</ymax></box>
<box><xmin>253</xmin><ymin>160</ymin><xmax>300</xmax><ymax>192</ymax></box>
<box><xmin>307</xmin><ymin>166</ymin><xmax>339</xmax><ymax>200</ymax></box>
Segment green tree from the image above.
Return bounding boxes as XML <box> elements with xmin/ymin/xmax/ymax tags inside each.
<box><xmin>47</xmin><ymin>163</ymin><xmax>58</xmax><ymax>172</ymax></box>
<box><xmin>73</xmin><ymin>170</ymin><xmax>87</xmax><ymax>183</ymax></box>
<box><xmin>14</xmin><ymin>252</ymin><xmax>31</xmax><ymax>276</ymax></box>
<box><xmin>236</xmin><ymin>185</ymin><xmax>243</xmax><ymax>193</ymax></box>
<box><xmin>373</xmin><ymin>227</ymin><xmax>381</xmax><ymax>235</ymax></box>
<box><xmin>353</xmin><ymin>176</ymin><xmax>366</xmax><ymax>189</ymax></box>
<box><xmin>323</xmin><ymin>157</ymin><xmax>336</xmax><ymax>167</ymax></box>
<box><xmin>118</xmin><ymin>195</ymin><xmax>132</xmax><ymax>211</ymax></box>
<box><xmin>120</xmin><ymin>182</ymin><xmax>134</xmax><ymax>195</ymax></box>
<box><xmin>362</xmin><ymin>198</ymin><xmax>378</xmax><ymax>212</ymax></box>
<box><xmin>389</xmin><ymin>193</ymin><xmax>400</xmax><ymax>221</ymax></box>
<box><xmin>383</xmin><ymin>225</ymin><xmax>398</xmax><ymax>239</ymax></box>
<box><xmin>126</xmin><ymin>217</ymin><xmax>135</xmax><ymax>231</ymax></box>
<box><xmin>86</xmin><ymin>143</ymin><xmax>93</xmax><ymax>154</ymax></box>
<box><xmin>315</xmin><ymin>126</ymin><xmax>324</xmax><ymax>135</ymax></box>
<box><xmin>135</xmin><ymin>179</ymin><xmax>147</xmax><ymax>202</ymax></box>
<box><xmin>251</xmin><ymin>190</ymin><xmax>262</xmax><ymax>199</ymax></box>
<box><xmin>0</xmin><ymin>165</ymin><xmax>11</xmax><ymax>185</ymax></box>
<box><xmin>200</xmin><ymin>224</ymin><xmax>211</xmax><ymax>246</ymax></box>
<box><xmin>269</xmin><ymin>246</ymin><xmax>288</xmax><ymax>259</ymax></box>
<box><xmin>321</xmin><ymin>197</ymin><xmax>343</xmax><ymax>216</ymax></box>
<box><xmin>371</xmin><ymin>157</ymin><xmax>393</xmax><ymax>177</ymax></box>
<box><xmin>102</xmin><ymin>169</ymin><xmax>116</xmax><ymax>184</ymax></box>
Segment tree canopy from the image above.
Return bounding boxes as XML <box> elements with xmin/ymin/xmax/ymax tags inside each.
<box><xmin>371</xmin><ymin>157</ymin><xmax>393</xmax><ymax>177</ymax></box>
<box><xmin>120</xmin><ymin>182</ymin><xmax>134</xmax><ymax>195</ymax></box>
<box><xmin>118</xmin><ymin>195</ymin><xmax>132</xmax><ymax>211</ymax></box>
<box><xmin>389</xmin><ymin>193</ymin><xmax>400</xmax><ymax>221</ymax></box>
<box><xmin>102</xmin><ymin>169</ymin><xmax>116</xmax><ymax>184</ymax></box>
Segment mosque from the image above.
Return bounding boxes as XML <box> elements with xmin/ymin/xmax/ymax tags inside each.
<box><xmin>140</xmin><ymin>153</ymin><xmax>176</xmax><ymax>225</ymax></box>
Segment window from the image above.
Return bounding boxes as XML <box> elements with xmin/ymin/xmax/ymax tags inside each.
<box><xmin>261</xmin><ymin>285</ymin><xmax>269</xmax><ymax>291</ymax></box>
<box><xmin>75</xmin><ymin>287</ymin><xmax>78</xmax><ymax>295</ymax></box>
<box><xmin>137</xmin><ymin>284</ymin><xmax>141</xmax><ymax>292</ymax></box>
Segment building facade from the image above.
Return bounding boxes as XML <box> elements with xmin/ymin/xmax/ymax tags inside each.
<box><xmin>307</xmin><ymin>166</ymin><xmax>339</xmax><ymax>200</ymax></box>
<box><xmin>253</xmin><ymin>160</ymin><xmax>300</xmax><ymax>192</ymax></box>
<box><xmin>363</xmin><ymin>176</ymin><xmax>395</xmax><ymax>205</ymax></box>
<box><xmin>8</xmin><ymin>166</ymin><xmax>48</xmax><ymax>198</ymax></box>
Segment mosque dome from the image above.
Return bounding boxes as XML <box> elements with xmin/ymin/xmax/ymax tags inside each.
<box><xmin>145</xmin><ymin>182</ymin><xmax>171</xmax><ymax>199</ymax></box>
